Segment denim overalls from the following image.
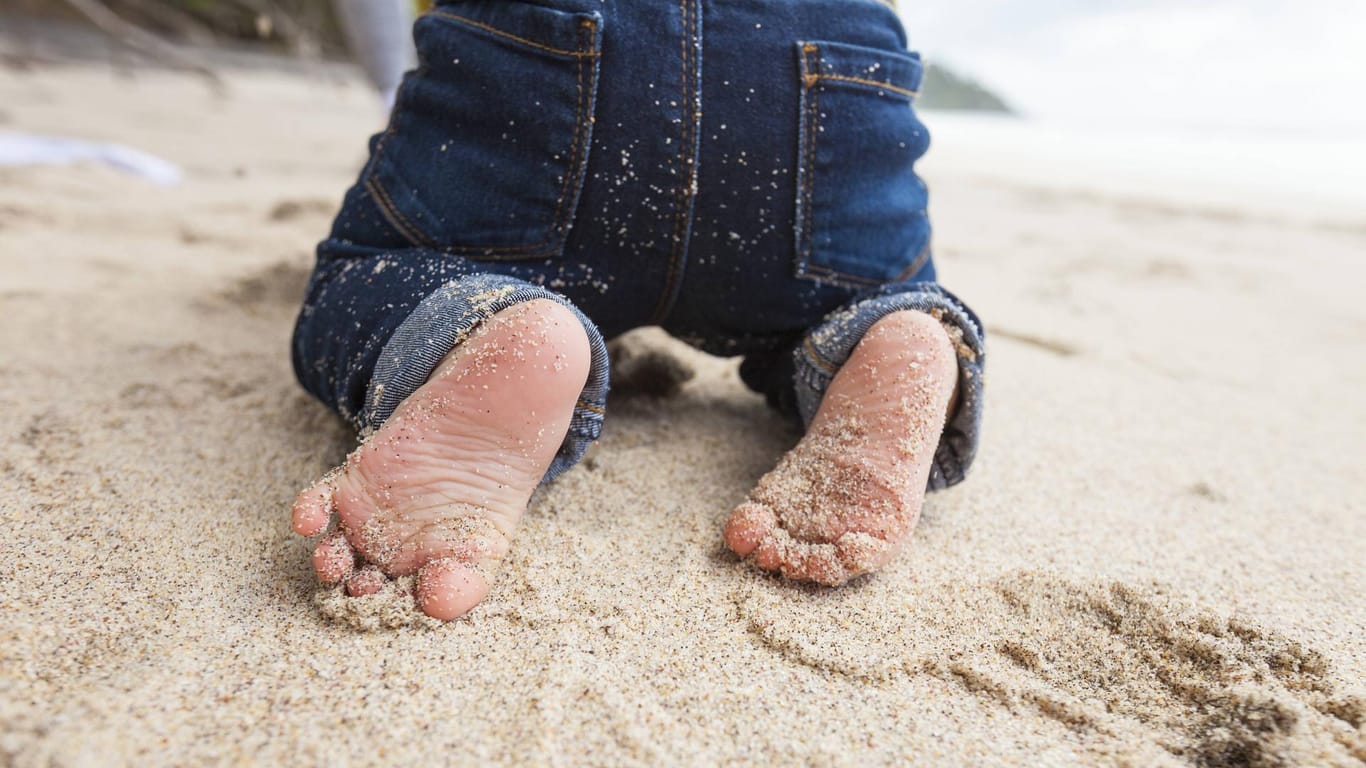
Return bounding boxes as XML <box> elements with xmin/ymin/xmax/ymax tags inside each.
<box><xmin>292</xmin><ymin>0</ymin><xmax>985</xmax><ymax>487</ymax></box>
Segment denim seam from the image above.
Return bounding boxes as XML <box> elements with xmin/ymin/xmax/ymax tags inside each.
<box><xmin>430</xmin><ymin>10</ymin><xmax>601</xmax><ymax>60</ymax></box>
<box><xmin>366</xmin><ymin>79</ymin><xmax>440</xmax><ymax>250</ymax></box>
<box><xmin>817</xmin><ymin>74</ymin><xmax>917</xmax><ymax>99</ymax></box>
<box><xmin>575</xmin><ymin>399</ymin><xmax>605</xmax><ymax>414</ymax></box>
<box><xmin>799</xmin><ymin>45</ymin><xmax>885</xmax><ymax>290</ymax></box>
<box><xmin>794</xmin><ymin>42</ymin><xmax>925</xmax><ymax>290</ymax></box>
<box><xmin>893</xmin><ymin>242</ymin><xmax>933</xmax><ymax>281</ymax></box>
<box><xmin>796</xmin><ymin>43</ymin><xmax>819</xmax><ymax>284</ymax></box>
<box><xmin>365</xmin><ymin>174</ymin><xmax>437</xmax><ymax>249</ymax></box>
<box><xmin>541</xmin><ymin>18</ymin><xmax>592</xmax><ymax>252</ymax></box>
<box><xmin>801</xmin><ymin>337</ymin><xmax>838</xmax><ymax>374</ymax></box>
<box><xmin>801</xmin><ymin>236</ymin><xmax>928</xmax><ymax>288</ymax></box>
<box><xmin>803</xmin><ymin>263</ymin><xmax>886</xmax><ymax>287</ymax></box>
<box><xmin>365</xmin><ymin>16</ymin><xmax>601</xmax><ymax>260</ymax></box>
<box><xmin>650</xmin><ymin>0</ymin><xmax>701</xmax><ymax>324</ymax></box>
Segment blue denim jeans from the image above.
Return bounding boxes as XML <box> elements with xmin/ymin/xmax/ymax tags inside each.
<box><xmin>292</xmin><ymin>0</ymin><xmax>986</xmax><ymax>489</ymax></box>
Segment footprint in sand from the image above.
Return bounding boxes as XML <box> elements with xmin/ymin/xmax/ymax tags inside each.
<box><xmin>985</xmin><ymin>326</ymin><xmax>1080</xmax><ymax>358</ymax></box>
<box><xmin>739</xmin><ymin>571</ymin><xmax>1364</xmax><ymax>766</ymax></box>
<box><xmin>17</xmin><ymin>410</ymin><xmax>83</xmax><ymax>466</ymax></box>
<box><xmin>969</xmin><ymin>574</ymin><xmax>1363</xmax><ymax>767</ymax></box>
<box><xmin>211</xmin><ymin>260</ymin><xmax>312</xmax><ymax>314</ymax></box>
<box><xmin>0</xmin><ymin>203</ymin><xmax>55</xmax><ymax>230</ymax></box>
<box><xmin>267</xmin><ymin>198</ymin><xmax>336</xmax><ymax>223</ymax></box>
<box><xmin>119</xmin><ymin>343</ymin><xmax>265</xmax><ymax>404</ymax></box>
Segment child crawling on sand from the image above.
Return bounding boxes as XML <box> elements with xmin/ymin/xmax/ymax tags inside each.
<box><xmin>289</xmin><ymin>0</ymin><xmax>984</xmax><ymax>620</ymax></box>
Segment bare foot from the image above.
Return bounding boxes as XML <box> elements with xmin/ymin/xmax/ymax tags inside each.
<box><xmin>724</xmin><ymin>310</ymin><xmax>958</xmax><ymax>585</ymax></box>
<box><xmin>291</xmin><ymin>299</ymin><xmax>590</xmax><ymax>620</ymax></box>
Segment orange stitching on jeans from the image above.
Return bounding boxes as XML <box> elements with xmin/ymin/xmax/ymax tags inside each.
<box><xmin>366</xmin><ymin>175</ymin><xmax>439</xmax><ymax>249</ymax></box>
<box><xmin>802</xmin><ymin>337</ymin><xmax>838</xmax><ymax>374</ymax></box>
<box><xmin>814</xmin><ymin>74</ymin><xmax>912</xmax><ymax>98</ymax></box>
<box><xmin>815</xmin><ymin>73</ymin><xmax>917</xmax><ymax>99</ymax></box>
<box><xmin>366</xmin><ymin>20</ymin><xmax>599</xmax><ymax>258</ymax></box>
<box><xmin>666</xmin><ymin>0</ymin><xmax>691</xmax><ymax>313</ymax></box>
<box><xmin>804</xmin><ymin>262</ymin><xmax>885</xmax><ymax>287</ymax></box>
<box><xmin>453</xmin><ymin>16</ymin><xmax>595</xmax><ymax>258</ymax></box>
<box><xmin>563</xmin><ymin>22</ymin><xmax>597</xmax><ymax>218</ymax></box>
<box><xmin>652</xmin><ymin>0</ymin><xmax>696</xmax><ymax>322</ymax></box>
<box><xmin>806</xmin><ymin>265</ymin><xmax>884</xmax><ymax>286</ymax></box>
<box><xmin>366</xmin><ymin>70</ymin><xmax>442</xmax><ymax>250</ymax></box>
<box><xmin>536</xmin><ymin>20</ymin><xmax>590</xmax><ymax>254</ymax></box>
<box><xmin>797</xmin><ymin>43</ymin><xmax>820</xmax><ymax>278</ymax></box>
<box><xmin>370</xmin><ymin>68</ymin><xmax>410</xmax><ymax>158</ymax></box>
<box><xmin>431</xmin><ymin>11</ymin><xmax>600</xmax><ymax>59</ymax></box>
<box><xmin>795</xmin><ymin>42</ymin><xmax>923</xmax><ymax>288</ymax></box>
<box><xmin>893</xmin><ymin>242</ymin><xmax>932</xmax><ymax>281</ymax></box>
<box><xmin>575</xmin><ymin>399</ymin><xmax>605</xmax><ymax>414</ymax></box>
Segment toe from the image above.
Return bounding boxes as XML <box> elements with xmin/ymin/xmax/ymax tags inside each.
<box><xmin>312</xmin><ymin>530</ymin><xmax>356</xmax><ymax>584</ymax></box>
<box><xmin>725</xmin><ymin>502</ymin><xmax>777</xmax><ymax>557</ymax></box>
<box><xmin>751</xmin><ymin>531</ymin><xmax>786</xmax><ymax>572</ymax></box>
<box><xmin>416</xmin><ymin>558</ymin><xmax>490</xmax><ymax>621</ymax></box>
<box><xmin>345</xmin><ymin>566</ymin><xmax>386</xmax><ymax>597</ymax></box>
<box><xmin>291</xmin><ymin>481</ymin><xmax>334</xmax><ymax>537</ymax></box>
<box><xmin>787</xmin><ymin>545</ymin><xmax>852</xmax><ymax>586</ymax></box>
<box><xmin>835</xmin><ymin>531</ymin><xmax>895</xmax><ymax>576</ymax></box>
<box><xmin>766</xmin><ymin>540</ymin><xmax>836</xmax><ymax>585</ymax></box>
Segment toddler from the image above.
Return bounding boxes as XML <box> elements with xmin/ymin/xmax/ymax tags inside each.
<box><xmin>290</xmin><ymin>0</ymin><xmax>985</xmax><ymax>620</ymax></box>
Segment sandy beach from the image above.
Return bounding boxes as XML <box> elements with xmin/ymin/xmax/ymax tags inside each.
<box><xmin>2</xmin><ymin>50</ymin><xmax>1364</xmax><ymax>766</ymax></box>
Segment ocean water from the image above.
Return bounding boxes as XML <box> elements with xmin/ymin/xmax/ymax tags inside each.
<box><xmin>917</xmin><ymin>111</ymin><xmax>1366</xmax><ymax>225</ymax></box>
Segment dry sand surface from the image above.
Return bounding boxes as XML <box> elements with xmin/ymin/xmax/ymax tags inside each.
<box><xmin>2</xmin><ymin>55</ymin><xmax>1364</xmax><ymax>767</ymax></box>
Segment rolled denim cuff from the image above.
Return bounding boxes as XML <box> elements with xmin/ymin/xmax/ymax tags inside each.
<box><xmin>363</xmin><ymin>273</ymin><xmax>610</xmax><ymax>483</ymax></box>
<box><xmin>794</xmin><ymin>282</ymin><xmax>985</xmax><ymax>491</ymax></box>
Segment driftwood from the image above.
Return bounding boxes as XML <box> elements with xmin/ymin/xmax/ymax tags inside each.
<box><xmin>59</xmin><ymin>0</ymin><xmax>225</xmax><ymax>92</ymax></box>
<box><xmin>223</xmin><ymin>0</ymin><xmax>319</xmax><ymax>58</ymax></box>
<box><xmin>114</xmin><ymin>0</ymin><xmax>219</xmax><ymax>46</ymax></box>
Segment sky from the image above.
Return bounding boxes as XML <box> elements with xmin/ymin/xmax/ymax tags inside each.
<box><xmin>897</xmin><ymin>0</ymin><xmax>1366</xmax><ymax>135</ymax></box>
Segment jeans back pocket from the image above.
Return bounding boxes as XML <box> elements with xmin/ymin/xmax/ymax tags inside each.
<box><xmin>794</xmin><ymin>40</ymin><xmax>931</xmax><ymax>287</ymax></box>
<box><xmin>365</xmin><ymin>2</ymin><xmax>602</xmax><ymax>260</ymax></box>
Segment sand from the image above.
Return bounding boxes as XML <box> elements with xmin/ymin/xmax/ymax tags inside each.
<box><xmin>2</xmin><ymin>46</ymin><xmax>1365</xmax><ymax>767</ymax></box>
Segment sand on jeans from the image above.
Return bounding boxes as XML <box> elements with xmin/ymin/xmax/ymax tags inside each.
<box><xmin>1</xmin><ymin>55</ymin><xmax>1364</xmax><ymax>767</ymax></box>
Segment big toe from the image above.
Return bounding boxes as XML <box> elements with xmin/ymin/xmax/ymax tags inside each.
<box><xmin>416</xmin><ymin>558</ymin><xmax>490</xmax><ymax>621</ymax></box>
<box><xmin>725</xmin><ymin>502</ymin><xmax>777</xmax><ymax>557</ymax></box>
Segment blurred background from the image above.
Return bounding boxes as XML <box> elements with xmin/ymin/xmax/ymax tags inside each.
<box><xmin>901</xmin><ymin>0</ymin><xmax>1366</xmax><ymax>222</ymax></box>
<box><xmin>3</xmin><ymin>0</ymin><xmax>1362</xmax><ymax>221</ymax></box>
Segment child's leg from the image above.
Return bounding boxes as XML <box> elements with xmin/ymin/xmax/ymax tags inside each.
<box><xmin>292</xmin><ymin>266</ymin><xmax>611</xmax><ymax>620</ymax></box>
<box><xmin>288</xmin><ymin>0</ymin><xmax>663</xmax><ymax>619</ymax></box>
<box><xmin>726</xmin><ymin>285</ymin><xmax>985</xmax><ymax>584</ymax></box>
